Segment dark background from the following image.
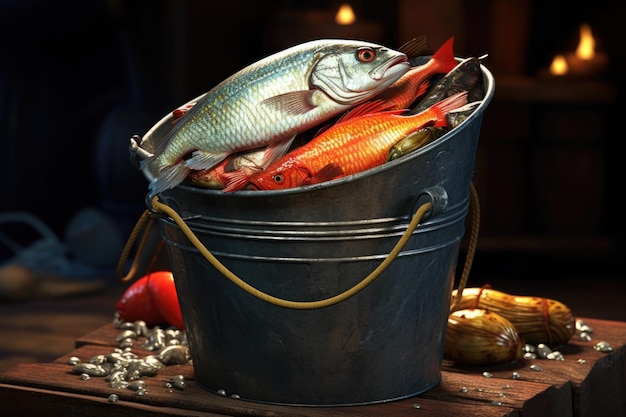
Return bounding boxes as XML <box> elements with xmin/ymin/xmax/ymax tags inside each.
<box><xmin>1</xmin><ymin>0</ymin><xmax>624</xmax><ymax>280</ymax></box>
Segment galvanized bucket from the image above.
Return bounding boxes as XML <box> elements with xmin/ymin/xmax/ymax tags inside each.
<box><xmin>148</xmin><ymin>62</ymin><xmax>494</xmax><ymax>406</ymax></box>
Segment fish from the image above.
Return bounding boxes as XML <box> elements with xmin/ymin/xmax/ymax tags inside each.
<box><xmin>138</xmin><ymin>39</ymin><xmax>411</xmax><ymax>197</ymax></box>
<box><xmin>244</xmin><ymin>91</ymin><xmax>468</xmax><ymax>191</ymax></box>
<box><xmin>197</xmin><ymin>35</ymin><xmax>435</xmax><ymax>189</ymax></box>
<box><xmin>168</xmin><ymin>101</ymin><xmax>280</xmax><ymax>190</ymax></box>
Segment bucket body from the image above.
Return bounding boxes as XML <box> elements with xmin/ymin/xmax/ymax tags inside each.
<box><xmin>153</xmin><ymin>64</ymin><xmax>494</xmax><ymax>406</ymax></box>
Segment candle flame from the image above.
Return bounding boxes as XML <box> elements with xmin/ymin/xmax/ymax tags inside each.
<box><xmin>335</xmin><ymin>3</ymin><xmax>356</xmax><ymax>25</ymax></box>
<box><xmin>575</xmin><ymin>23</ymin><xmax>596</xmax><ymax>60</ymax></box>
<box><xmin>549</xmin><ymin>54</ymin><xmax>568</xmax><ymax>76</ymax></box>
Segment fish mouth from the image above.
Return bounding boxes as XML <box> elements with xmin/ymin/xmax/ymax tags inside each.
<box><xmin>370</xmin><ymin>53</ymin><xmax>410</xmax><ymax>81</ymax></box>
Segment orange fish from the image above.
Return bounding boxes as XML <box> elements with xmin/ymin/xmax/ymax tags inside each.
<box><xmin>242</xmin><ymin>91</ymin><xmax>468</xmax><ymax>191</ymax></box>
<box><xmin>186</xmin><ymin>156</ymin><xmax>229</xmax><ymax>189</ymax></box>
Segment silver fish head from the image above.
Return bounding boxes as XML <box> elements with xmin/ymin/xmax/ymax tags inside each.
<box><xmin>309</xmin><ymin>40</ymin><xmax>410</xmax><ymax>105</ymax></box>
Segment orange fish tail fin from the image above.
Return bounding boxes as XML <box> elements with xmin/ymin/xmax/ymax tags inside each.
<box><xmin>221</xmin><ymin>167</ymin><xmax>256</xmax><ymax>192</ymax></box>
<box><xmin>432</xmin><ymin>36</ymin><xmax>458</xmax><ymax>73</ymax></box>
<box><xmin>431</xmin><ymin>91</ymin><xmax>469</xmax><ymax>127</ymax></box>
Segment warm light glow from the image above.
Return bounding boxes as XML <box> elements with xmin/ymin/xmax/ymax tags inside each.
<box><xmin>575</xmin><ymin>23</ymin><xmax>596</xmax><ymax>60</ymax></box>
<box><xmin>549</xmin><ymin>54</ymin><xmax>569</xmax><ymax>76</ymax></box>
<box><xmin>335</xmin><ymin>3</ymin><xmax>356</xmax><ymax>25</ymax></box>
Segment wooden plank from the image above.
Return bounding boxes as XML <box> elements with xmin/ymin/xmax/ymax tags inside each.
<box><xmin>0</xmin><ymin>362</ymin><xmax>516</xmax><ymax>417</ymax></box>
<box><xmin>68</xmin><ymin>326</ymin><xmax>572</xmax><ymax>417</ymax></box>
<box><xmin>0</xmin><ymin>383</ymin><xmax>224</xmax><ymax>417</ymax></box>
<box><xmin>2</xmin><ymin>317</ymin><xmax>624</xmax><ymax>416</ymax></box>
<box><xmin>558</xmin><ymin>318</ymin><xmax>626</xmax><ymax>417</ymax></box>
<box><xmin>425</xmin><ymin>370</ymin><xmax>572</xmax><ymax>417</ymax></box>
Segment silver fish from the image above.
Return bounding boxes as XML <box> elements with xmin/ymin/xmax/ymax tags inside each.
<box><xmin>139</xmin><ymin>39</ymin><xmax>410</xmax><ymax>196</ymax></box>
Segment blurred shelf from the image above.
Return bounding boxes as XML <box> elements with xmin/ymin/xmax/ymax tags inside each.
<box><xmin>492</xmin><ymin>75</ymin><xmax>618</xmax><ymax>105</ymax></box>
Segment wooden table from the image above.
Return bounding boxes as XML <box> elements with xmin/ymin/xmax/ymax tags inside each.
<box><xmin>0</xmin><ymin>317</ymin><xmax>624</xmax><ymax>417</ymax></box>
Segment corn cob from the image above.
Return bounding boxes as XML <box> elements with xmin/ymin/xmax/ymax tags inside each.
<box><xmin>445</xmin><ymin>308</ymin><xmax>524</xmax><ymax>365</ymax></box>
<box><xmin>451</xmin><ymin>287</ymin><xmax>576</xmax><ymax>347</ymax></box>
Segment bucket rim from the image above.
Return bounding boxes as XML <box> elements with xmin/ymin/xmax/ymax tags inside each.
<box><xmin>146</xmin><ymin>60</ymin><xmax>495</xmax><ymax>199</ymax></box>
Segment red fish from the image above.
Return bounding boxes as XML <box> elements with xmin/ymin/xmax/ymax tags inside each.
<box><xmin>186</xmin><ymin>157</ymin><xmax>230</xmax><ymax>189</ymax></box>
<box><xmin>243</xmin><ymin>91</ymin><xmax>468</xmax><ymax>191</ymax></box>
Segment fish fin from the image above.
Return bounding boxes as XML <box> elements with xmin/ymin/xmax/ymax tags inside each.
<box><xmin>261</xmin><ymin>90</ymin><xmax>317</xmax><ymax>115</ymax></box>
<box><xmin>414</xmin><ymin>79</ymin><xmax>430</xmax><ymax>101</ymax></box>
<box><xmin>147</xmin><ymin>161</ymin><xmax>191</xmax><ymax>198</ymax></box>
<box><xmin>221</xmin><ymin>167</ymin><xmax>256</xmax><ymax>192</ymax></box>
<box><xmin>432</xmin><ymin>36</ymin><xmax>458</xmax><ymax>74</ymax></box>
<box><xmin>397</xmin><ymin>35</ymin><xmax>433</xmax><ymax>60</ymax></box>
<box><xmin>185</xmin><ymin>150</ymin><xmax>230</xmax><ymax>171</ymax></box>
<box><xmin>262</xmin><ymin>135</ymin><xmax>297</xmax><ymax>169</ymax></box>
<box><xmin>313</xmin><ymin>123</ymin><xmax>332</xmax><ymax>137</ymax></box>
<box><xmin>337</xmin><ymin>99</ymin><xmax>402</xmax><ymax>123</ymax></box>
<box><xmin>301</xmin><ymin>163</ymin><xmax>344</xmax><ymax>186</ymax></box>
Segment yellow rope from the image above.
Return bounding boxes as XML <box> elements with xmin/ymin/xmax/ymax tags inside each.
<box><xmin>450</xmin><ymin>181</ymin><xmax>480</xmax><ymax>311</ymax></box>
<box><xmin>150</xmin><ymin>195</ymin><xmax>432</xmax><ymax>310</ymax></box>
<box><xmin>117</xmin><ymin>183</ymin><xmax>480</xmax><ymax>310</ymax></box>
<box><xmin>116</xmin><ymin>210</ymin><xmax>155</xmax><ymax>283</ymax></box>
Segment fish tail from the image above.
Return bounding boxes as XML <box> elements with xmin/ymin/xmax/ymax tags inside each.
<box><xmin>222</xmin><ymin>167</ymin><xmax>257</xmax><ymax>192</ymax></box>
<box><xmin>147</xmin><ymin>160</ymin><xmax>191</xmax><ymax>198</ymax></box>
<box><xmin>430</xmin><ymin>91</ymin><xmax>468</xmax><ymax>127</ymax></box>
<box><xmin>432</xmin><ymin>36</ymin><xmax>458</xmax><ymax>73</ymax></box>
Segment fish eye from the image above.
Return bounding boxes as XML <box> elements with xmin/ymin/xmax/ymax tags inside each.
<box><xmin>356</xmin><ymin>47</ymin><xmax>376</xmax><ymax>63</ymax></box>
<box><xmin>272</xmin><ymin>173</ymin><xmax>284</xmax><ymax>184</ymax></box>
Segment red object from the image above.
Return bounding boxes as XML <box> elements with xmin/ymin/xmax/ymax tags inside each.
<box><xmin>116</xmin><ymin>271</ymin><xmax>183</xmax><ymax>328</ymax></box>
<box><xmin>147</xmin><ymin>271</ymin><xmax>184</xmax><ymax>329</ymax></box>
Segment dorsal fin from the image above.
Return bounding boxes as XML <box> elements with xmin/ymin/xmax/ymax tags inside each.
<box><xmin>397</xmin><ymin>35</ymin><xmax>432</xmax><ymax>60</ymax></box>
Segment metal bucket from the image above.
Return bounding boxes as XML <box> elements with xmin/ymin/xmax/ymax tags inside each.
<box><xmin>150</xmin><ymin>63</ymin><xmax>495</xmax><ymax>406</ymax></box>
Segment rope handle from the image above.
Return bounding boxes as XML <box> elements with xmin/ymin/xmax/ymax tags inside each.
<box><xmin>117</xmin><ymin>183</ymin><xmax>480</xmax><ymax>310</ymax></box>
